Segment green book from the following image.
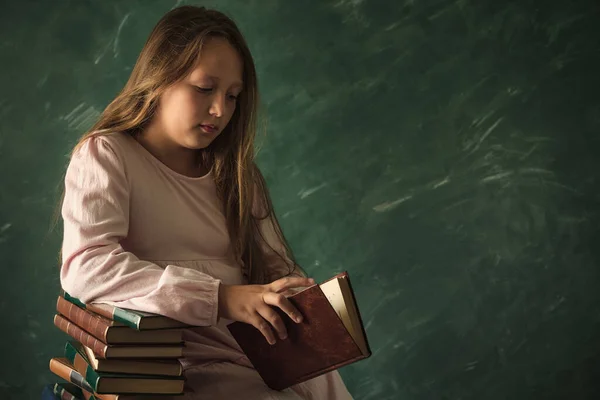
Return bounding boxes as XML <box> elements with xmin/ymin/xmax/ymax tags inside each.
<box><xmin>63</xmin><ymin>341</ymin><xmax>185</xmax><ymax>395</ymax></box>
<box><xmin>61</xmin><ymin>291</ymin><xmax>190</xmax><ymax>330</ymax></box>
<box><xmin>49</xmin><ymin>358</ymin><xmax>95</xmax><ymax>394</ymax></box>
<box><xmin>65</xmin><ymin>341</ymin><xmax>182</xmax><ymax>376</ymax></box>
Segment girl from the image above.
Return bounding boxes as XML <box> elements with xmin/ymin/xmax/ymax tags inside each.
<box><xmin>59</xmin><ymin>5</ymin><xmax>352</xmax><ymax>400</ymax></box>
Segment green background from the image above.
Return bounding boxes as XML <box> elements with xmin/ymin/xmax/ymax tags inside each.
<box><xmin>1</xmin><ymin>0</ymin><xmax>599</xmax><ymax>399</ymax></box>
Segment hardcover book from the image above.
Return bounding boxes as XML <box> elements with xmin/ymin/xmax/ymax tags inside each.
<box><xmin>227</xmin><ymin>271</ymin><xmax>371</xmax><ymax>390</ymax></box>
<box><xmin>54</xmin><ymin>315</ymin><xmax>183</xmax><ymax>359</ymax></box>
<box><xmin>62</xmin><ymin>291</ymin><xmax>190</xmax><ymax>330</ymax></box>
<box><xmin>56</xmin><ymin>296</ymin><xmax>182</xmax><ymax>344</ymax></box>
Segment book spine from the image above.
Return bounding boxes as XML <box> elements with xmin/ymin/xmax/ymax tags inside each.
<box><xmin>52</xmin><ymin>383</ymin><xmax>80</xmax><ymax>400</ymax></box>
<box><xmin>81</xmin><ymin>390</ymin><xmax>97</xmax><ymax>400</ymax></box>
<box><xmin>109</xmin><ymin>307</ymin><xmax>142</xmax><ymax>330</ymax></box>
<box><xmin>57</xmin><ymin>297</ymin><xmax>112</xmax><ymax>342</ymax></box>
<box><xmin>48</xmin><ymin>358</ymin><xmax>95</xmax><ymax>394</ymax></box>
<box><xmin>64</xmin><ymin>341</ymin><xmax>102</xmax><ymax>393</ymax></box>
<box><xmin>64</xmin><ymin>341</ymin><xmax>79</xmax><ymax>365</ymax></box>
<box><xmin>81</xmin><ymin>389</ymin><xmax>118</xmax><ymax>400</ymax></box>
<box><xmin>64</xmin><ymin>291</ymin><xmax>142</xmax><ymax>330</ymax></box>
<box><xmin>81</xmin><ymin>389</ymin><xmax>97</xmax><ymax>400</ymax></box>
<box><xmin>54</xmin><ymin>314</ymin><xmax>108</xmax><ymax>359</ymax></box>
<box><xmin>62</xmin><ymin>291</ymin><xmax>88</xmax><ymax>310</ymax></box>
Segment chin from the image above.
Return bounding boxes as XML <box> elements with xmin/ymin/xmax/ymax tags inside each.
<box><xmin>187</xmin><ymin>142</ymin><xmax>212</xmax><ymax>150</ymax></box>
<box><xmin>185</xmin><ymin>134</ymin><xmax>216</xmax><ymax>150</ymax></box>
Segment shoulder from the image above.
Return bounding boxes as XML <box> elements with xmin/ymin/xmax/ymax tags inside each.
<box><xmin>73</xmin><ymin>131</ymin><xmax>144</xmax><ymax>167</ymax></box>
<box><xmin>69</xmin><ymin>132</ymin><xmax>135</xmax><ymax>180</ymax></box>
<box><xmin>75</xmin><ymin>132</ymin><xmax>134</xmax><ymax>161</ymax></box>
<box><xmin>63</xmin><ymin>133</ymin><xmax>133</xmax><ymax>202</ymax></box>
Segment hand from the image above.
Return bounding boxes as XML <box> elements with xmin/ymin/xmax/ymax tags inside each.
<box><xmin>218</xmin><ymin>276</ymin><xmax>315</xmax><ymax>345</ymax></box>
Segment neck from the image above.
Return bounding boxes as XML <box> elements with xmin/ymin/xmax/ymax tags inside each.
<box><xmin>136</xmin><ymin>128</ymin><xmax>208</xmax><ymax>178</ymax></box>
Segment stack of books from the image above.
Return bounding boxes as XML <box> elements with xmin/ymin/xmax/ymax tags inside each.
<box><xmin>48</xmin><ymin>292</ymin><xmax>189</xmax><ymax>399</ymax></box>
<box><xmin>46</xmin><ymin>271</ymin><xmax>373</xmax><ymax>397</ymax></box>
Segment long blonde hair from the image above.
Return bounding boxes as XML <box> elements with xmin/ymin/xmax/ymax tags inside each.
<box><xmin>59</xmin><ymin>6</ymin><xmax>302</xmax><ymax>284</ymax></box>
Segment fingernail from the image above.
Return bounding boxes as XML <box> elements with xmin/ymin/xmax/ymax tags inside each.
<box><xmin>281</xmin><ymin>333</ymin><xmax>288</xmax><ymax>340</ymax></box>
<box><xmin>269</xmin><ymin>339</ymin><xmax>276</xmax><ymax>345</ymax></box>
<box><xmin>295</xmin><ymin>316</ymin><xmax>303</xmax><ymax>323</ymax></box>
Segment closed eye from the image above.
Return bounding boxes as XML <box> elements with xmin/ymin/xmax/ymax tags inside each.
<box><xmin>195</xmin><ymin>86</ymin><xmax>212</xmax><ymax>93</ymax></box>
<box><xmin>195</xmin><ymin>86</ymin><xmax>239</xmax><ymax>101</ymax></box>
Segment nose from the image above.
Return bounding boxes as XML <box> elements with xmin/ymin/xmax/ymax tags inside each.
<box><xmin>209</xmin><ymin>93</ymin><xmax>226</xmax><ymax>118</ymax></box>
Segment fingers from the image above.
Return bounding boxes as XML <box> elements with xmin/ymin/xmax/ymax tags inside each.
<box><xmin>257</xmin><ymin>303</ymin><xmax>288</xmax><ymax>341</ymax></box>
<box><xmin>263</xmin><ymin>291</ymin><xmax>303</xmax><ymax>324</ymax></box>
<box><xmin>249</xmin><ymin>313</ymin><xmax>277</xmax><ymax>345</ymax></box>
<box><xmin>245</xmin><ymin>279</ymin><xmax>316</xmax><ymax>346</ymax></box>
<box><xmin>269</xmin><ymin>276</ymin><xmax>315</xmax><ymax>294</ymax></box>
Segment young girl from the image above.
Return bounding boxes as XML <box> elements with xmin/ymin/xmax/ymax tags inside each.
<box><xmin>59</xmin><ymin>5</ymin><xmax>352</xmax><ymax>400</ymax></box>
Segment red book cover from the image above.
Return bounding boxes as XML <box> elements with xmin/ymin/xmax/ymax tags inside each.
<box><xmin>56</xmin><ymin>296</ymin><xmax>117</xmax><ymax>343</ymax></box>
<box><xmin>227</xmin><ymin>271</ymin><xmax>371</xmax><ymax>391</ymax></box>
<box><xmin>54</xmin><ymin>314</ymin><xmax>109</xmax><ymax>358</ymax></box>
<box><xmin>55</xmin><ymin>296</ymin><xmax>182</xmax><ymax>345</ymax></box>
<box><xmin>54</xmin><ymin>314</ymin><xmax>183</xmax><ymax>359</ymax></box>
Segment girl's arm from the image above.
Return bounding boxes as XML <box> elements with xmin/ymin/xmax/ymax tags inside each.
<box><xmin>60</xmin><ymin>137</ymin><xmax>220</xmax><ymax>326</ymax></box>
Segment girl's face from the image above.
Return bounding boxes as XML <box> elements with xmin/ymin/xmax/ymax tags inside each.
<box><xmin>151</xmin><ymin>36</ymin><xmax>243</xmax><ymax>150</ymax></box>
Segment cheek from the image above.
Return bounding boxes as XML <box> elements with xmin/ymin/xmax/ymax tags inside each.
<box><xmin>165</xmin><ymin>90</ymin><xmax>200</xmax><ymax>110</ymax></box>
<box><xmin>183</xmin><ymin>91</ymin><xmax>202</xmax><ymax>111</ymax></box>
<box><xmin>169</xmin><ymin>92</ymin><xmax>204</xmax><ymax>123</ymax></box>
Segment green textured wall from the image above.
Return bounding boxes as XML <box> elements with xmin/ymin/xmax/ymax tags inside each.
<box><xmin>1</xmin><ymin>0</ymin><xmax>599</xmax><ymax>398</ymax></box>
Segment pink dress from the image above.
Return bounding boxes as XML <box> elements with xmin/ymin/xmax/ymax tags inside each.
<box><xmin>60</xmin><ymin>132</ymin><xmax>353</xmax><ymax>399</ymax></box>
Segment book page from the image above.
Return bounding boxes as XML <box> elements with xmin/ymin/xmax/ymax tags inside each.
<box><xmin>320</xmin><ymin>278</ymin><xmax>369</xmax><ymax>355</ymax></box>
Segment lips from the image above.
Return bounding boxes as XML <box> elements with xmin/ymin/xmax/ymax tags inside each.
<box><xmin>199</xmin><ymin>124</ymin><xmax>218</xmax><ymax>134</ymax></box>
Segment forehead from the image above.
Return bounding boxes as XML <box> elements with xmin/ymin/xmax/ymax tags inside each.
<box><xmin>188</xmin><ymin>37</ymin><xmax>243</xmax><ymax>87</ymax></box>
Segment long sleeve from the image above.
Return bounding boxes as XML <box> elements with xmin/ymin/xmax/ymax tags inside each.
<box><xmin>60</xmin><ymin>137</ymin><xmax>220</xmax><ymax>326</ymax></box>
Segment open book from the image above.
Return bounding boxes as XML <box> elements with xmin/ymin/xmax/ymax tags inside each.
<box><xmin>227</xmin><ymin>271</ymin><xmax>371</xmax><ymax>391</ymax></box>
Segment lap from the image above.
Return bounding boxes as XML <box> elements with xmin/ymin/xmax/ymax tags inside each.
<box><xmin>180</xmin><ymin>362</ymin><xmax>352</xmax><ymax>400</ymax></box>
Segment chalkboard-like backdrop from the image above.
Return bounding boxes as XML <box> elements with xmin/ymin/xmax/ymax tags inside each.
<box><xmin>0</xmin><ymin>0</ymin><xmax>599</xmax><ymax>399</ymax></box>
